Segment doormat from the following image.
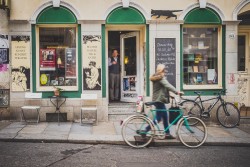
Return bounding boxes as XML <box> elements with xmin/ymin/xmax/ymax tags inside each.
<box><xmin>46</xmin><ymin>113</ymin><xmax>67</xmax><ymax>122</ymax></box>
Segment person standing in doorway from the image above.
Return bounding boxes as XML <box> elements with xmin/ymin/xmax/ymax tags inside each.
<box><xmin>108</xmin><ymin>49</ymin><xmax>120</xmax><ymax>101</ymax></box>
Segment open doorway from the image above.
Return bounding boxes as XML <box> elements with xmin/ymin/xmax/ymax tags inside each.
<box><xmin>108</xmin><ymin>31</ymin><xmax>140</xmax><ymax>103</ymax></box>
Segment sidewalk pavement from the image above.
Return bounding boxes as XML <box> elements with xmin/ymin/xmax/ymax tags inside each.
<box><xmin>0</xmin><ymin>120</ymin><xmax>250</xmax><ymax>147</ymax></box>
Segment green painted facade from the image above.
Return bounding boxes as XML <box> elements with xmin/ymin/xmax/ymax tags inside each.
<box><xmin>184</xmin><ymin>8</ymin><xmax>221</xmax><ymax>24</ymax></box>
<box><xmin>181</xmin><ymin>8</ymin><xmax>225</xmax><ymax>96</ymax></box>
<box><xmin>37</xmin><ymin>6</ymin><xmax>77</xmax><ymax>24</ymax></box>
<box><xmin>106</xmin><ymin>7</ymin><xmax>146</xmax><ymax>24</ymax></box>
<box><xmin>32</xmin><ymin>6</ymin><xmax>81</xmax><ymax>98</ymax></box>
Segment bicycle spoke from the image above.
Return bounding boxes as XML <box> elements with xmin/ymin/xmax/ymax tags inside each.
<box><xmin>217</xmin><ymin>103</ymin><xmax>240</xmax><ymax>128</ymax></box>
<box><xmin>122</xmin><ymin>116</ymin><xmax>154</xmax><ymax>148</ymax></box>
<box><xmin>177</xmin><ymin>117</ymin><xmax>207</xmax><ymax>148</ymax></box>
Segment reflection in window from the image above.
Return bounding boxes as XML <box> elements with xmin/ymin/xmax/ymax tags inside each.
<box><xmin>39</xmin><ymin>27</ymin><xmax>77</xmax><ymax>87</ymax></box>
<box><xmin>238</xmin><ymin>35</ymin><xmax>246</xmax><ymax>71</ymax></box>
<box><xmin>124</xmin><ymin>37</ymin><xmax>136</xmax><ymax>76</ymax></box>
<box><xmin>183</xmin><ymin>28</ymin><xmax>218</xmax><ymax>85</ymax></box>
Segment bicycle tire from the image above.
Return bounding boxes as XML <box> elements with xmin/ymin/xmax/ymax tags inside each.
<box><xmin>216</xmin><ymin>102</ymin><xmax>240</xmax><ymax>128</ymax></box>
<box><xmin>179</xmin><ymin>100</ymin><xmax>202</xmax><ymax>125</ymax></box>
<box><xmin>121</xmin><ymin>115</ymin><xmax>155</xmax><ymax>148</ymax></box>
<box><xmin>177</xmin><ymin>117</ymin><xmax>207</xmax><ymax>148</ymax></box>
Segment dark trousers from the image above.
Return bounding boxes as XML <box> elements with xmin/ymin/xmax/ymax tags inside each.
<box><xmin>109</xmin><ymin>73</ymin><xmax>120</xmax><ymax>100</ymax></box>
<box><xmin>146</xmin><ymin>102</ymin><xmax>170</xmax><ymax>134</ymax></box>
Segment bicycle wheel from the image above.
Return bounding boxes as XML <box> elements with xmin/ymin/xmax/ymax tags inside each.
<box><xmin>122</xmin><ymin>115</ymin><xmax>155</xmax><ymax>148</ymax></box>
<box><xmin>179</xmin><ymin>100</ymin><xmax>202</xmax><ymax>125</ymax></box>
<box><xmin>177</xmin><ymin>117</ymin><xmax>207</xmax><ymax>148</ymax></box>
<box><xmin>216</xmin><ymin>102</ymin><xmax>240</xmax><ymax>128</ymax></box>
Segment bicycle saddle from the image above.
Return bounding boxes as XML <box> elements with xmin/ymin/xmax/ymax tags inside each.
<box><xmin>194</xmin><ymin>91</ymin><xmax>203</xmax><ymax>96</ymax></box>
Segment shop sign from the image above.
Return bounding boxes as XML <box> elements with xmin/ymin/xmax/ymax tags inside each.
<box><xmin>155</xmin><ymin>38</ymin><xmax>176</xmax><ymax>87</ymax></box>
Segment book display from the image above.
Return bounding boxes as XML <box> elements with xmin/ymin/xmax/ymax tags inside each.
<box><xmin>183</xmin><ymin>28</ymin><xmax>218</xmax><ymax>85</ymax></box>
<box><xmin>38</xmin><ymin>27</ymin><xmax>77</xmax><ymax>89</ymax></box>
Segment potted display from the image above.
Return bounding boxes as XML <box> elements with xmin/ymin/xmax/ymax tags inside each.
<box><xmin>53</xmin><ymin>86</ymin><xmax>63</xmax><ymax>96</ymax></box>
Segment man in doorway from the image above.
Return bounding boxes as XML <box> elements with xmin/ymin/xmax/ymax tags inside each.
<box><xmin>108</xmin><ymin>49</ymin><xmax>120</xmax><ymax>101</ymax></box>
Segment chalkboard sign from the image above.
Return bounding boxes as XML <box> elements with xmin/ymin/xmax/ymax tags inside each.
<box><xmin>155</xmin><ymin>38</ymin><xmax>176</xmax><ymax>87</ymax></box>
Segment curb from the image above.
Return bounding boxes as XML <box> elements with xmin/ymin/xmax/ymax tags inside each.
<box><xmin>1</xmin><ymin>138</ymin><xmax>250</xmax><ymax>147</ymax></box>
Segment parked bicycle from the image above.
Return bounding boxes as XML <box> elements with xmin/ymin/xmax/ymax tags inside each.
<box><xmin>179</xmin><ymin>89</ymin><xmax>240</xmax><ymax>128</ymax></box>
<box><xmin>121</xmin><ymin>96</ymin><xmax>207</xmax><ymax>148</ymax></box>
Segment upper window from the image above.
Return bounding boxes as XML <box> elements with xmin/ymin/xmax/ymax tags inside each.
<box><xmin>37</xmin><ymin>26</ymin><xmax>78</xmax><ymax>91</ymax></box>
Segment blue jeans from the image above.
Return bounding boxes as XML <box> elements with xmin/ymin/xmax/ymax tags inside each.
<box><xmin>146</xmin><ymin>102</ymin><xmax>170</xmax><ymax>134</ymax></box>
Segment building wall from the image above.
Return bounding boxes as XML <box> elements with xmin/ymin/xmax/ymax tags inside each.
<box><xmin>9</xmin><ymin>0</ymin><xmax>243</xmax><ymax>21</ymax></box>
<box><xmin>1</xmin><ymin>0</ymin><xmax>250</xmax><ymax>121</ymax></box>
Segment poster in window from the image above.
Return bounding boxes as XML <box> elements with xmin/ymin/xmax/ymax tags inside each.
<box><xmin>65</xmin><ymin>48</ymin><xmax>76</xmax><ymax>77</ymax></box>
<box><xmin>40</xmin><ymin>49</ymin><xmax>56</xmax><ymax>71</ymax></box>
<box><xmin>0</xmin><ymin>35</ymin><xmax>10</xmax><ymax>89</ymax></box>
<box><xmin>11</xmin><ymin>36</ymin><xmax>30</xmax><ymax>91</ymax></box>
<box><xmin>123</xmin><ymin>78</ymin><xmax>129</xmax><ymax>91</ymax></box>
<box><xmin>82</xmin><ymin>35</ymin><xmax>102</xmax><ymax>90</ymax></box>
<box><xmin>129</xmin><ymin>77</ymin><xmax>136</xmax><ymax>91</ymax></box>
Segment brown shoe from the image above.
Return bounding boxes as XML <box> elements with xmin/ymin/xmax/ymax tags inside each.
<box><xmin>165</xmin><ymin>134</ymin><xmax>176</xmax><ymax>140</ymax></box>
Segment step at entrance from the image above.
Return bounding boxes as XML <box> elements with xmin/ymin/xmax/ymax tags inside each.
<box><xmin>108</xmin><ymin>102</ymin><xmax>136</xmax><ymax>121</ymax></box>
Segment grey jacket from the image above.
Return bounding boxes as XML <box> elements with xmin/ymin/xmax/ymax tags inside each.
<box><xmin>150</xmin><ymin>72</ymin><xmax>178</xmax><ymax>103</ymax></box>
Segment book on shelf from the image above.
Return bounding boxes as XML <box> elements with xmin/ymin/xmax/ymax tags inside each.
<box><xmin>188</xmin><ymin>54</ymin><xmax>194</xmax><ymax>61</ymax></box>
<box><xmin>195</xmin><ymin>54</ymin><xmax>202</xmax><ymax>63</ymax></box>
<box><xmin>58</xmin><ymin>77</ymin><xmax>64</xmax><ymax>86</ymax></box>
<box><xmin>193</xmin><ymin>76</ymin><xmax>197</xmax><ymax>83</ymax></box>
<box><xmin>193</xmin><ymin>66</ymin><xmax>198</xmax><ymax>72</ymax></box>
<box><xmin>45</xmin><ymin>74</ymin><xmax>50</xmax><ymax>86</ymax></box>
<box><xmin>198</xmin><ymin>41</ymin><xmax>204</xmax><ymax>49</ymax></box>
<box><xmin>199</xmin><ymin>66</ymin><xmax>205</xmax><ymax>73</ymax></box>
<box><xmin>188</xmin><ymin>66</ymin><xmax>193</xmax><ymax>72</ymax></box>
<box><xmin>50</xmin><ymin>80</ymin><xmax>58</xmax><ymax>86</ymax></box>
<box><xmin>207</xmin><ymin>69</ymin><xmax>216</xmax><ymax>81</ymax></box>
<box><xmin>197</xmin><ymin>74</ymin><xmax>203</xmax><ymax>83</ymax></box>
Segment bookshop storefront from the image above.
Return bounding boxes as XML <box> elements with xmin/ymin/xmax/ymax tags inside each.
<box><xmin>1</xmin><ymin>0</ymin><xmax>250</xmax><ymax>122</ymax></box>
<box><xmin>181</xmin><ymin>7</ymin><xmax>224</xmax><ymax>94</ymax></box>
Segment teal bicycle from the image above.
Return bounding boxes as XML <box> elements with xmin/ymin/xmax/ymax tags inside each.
<box><xmin>121</xmin><ymin>96</ymin><xmax>207</xmax><ymax>148</ymax></box>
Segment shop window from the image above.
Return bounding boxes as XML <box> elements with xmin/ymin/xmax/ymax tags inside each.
<box><xmin>183</xmin><ymin>27</ymin><xmax>221</xmax><ymax>89</ymax></box>
<box><xmin>38</xmin><ymin>26</ymin><xmax>78</xmax><ymax>91</ymax></box>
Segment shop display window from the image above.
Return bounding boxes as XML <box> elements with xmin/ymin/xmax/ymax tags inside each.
<box><xmin>183</xmin><ymin>27</ymin><xmax>220</xmax><ymax>88</ymax></box>
<box><xmin>38</xmin><ymin>27</ymin><xmax>77</xmax><ymax>90</ymax></box>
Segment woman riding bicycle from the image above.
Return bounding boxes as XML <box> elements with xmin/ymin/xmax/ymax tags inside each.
<box><xmin>146</xmin><ymin>64</ymin><xmax>183</xmax><ymax>139</ymax></box>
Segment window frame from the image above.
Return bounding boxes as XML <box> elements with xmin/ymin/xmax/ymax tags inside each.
<box><xmin>36</xmin><ymin>24</ymin><xmax>79</xmax><ymax>92</ymax></box>
<box><xmin>238</xmin><ymin>32</ymin><xmax>249</xmax><ymax>74</ymax></box>
<box><xmin>182</xmin><ymin>24</ymin><xmax>223</xmax><ymax>90</ymax></box>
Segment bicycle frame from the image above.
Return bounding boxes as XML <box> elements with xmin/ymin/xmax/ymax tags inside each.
<box><xmin>191</xmin><ymin>94</ymin><xmax>224</xmax><ymax>114</ymax></box>
<box><xmin>144</xmin><ymin>108</ymin><xmax>191</xmax><ymax>135</ymax></box>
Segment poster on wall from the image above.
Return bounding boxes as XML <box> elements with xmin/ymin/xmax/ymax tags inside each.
<box><xmin>40</xmin><ymin>48</ymin><xmax>56</xmax><ymax>71</ymax></box>
<box><xmin>0</xmin><ymin>35</ymin><xmax>10</xmax><ymax>89</ymax></box>
<box><xmin>155</xmin><ymin>38</ymin><xmax>176</xmax><ymax>87</ymax></box>
<box><xmin>82</xmin><ymin>35</ymin><xmax>102</xmax><ymax>90</ymax></box>
<box><xmin>11</xmin><ymin>36</ymin><xmax>30</xmax><ymax>91</ymax></box>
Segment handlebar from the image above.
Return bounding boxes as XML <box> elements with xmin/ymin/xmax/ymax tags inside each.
<box><xmin>213</xmin><ymin>89</ymin><xmax>227</xmax><ymax>96</ymax></box>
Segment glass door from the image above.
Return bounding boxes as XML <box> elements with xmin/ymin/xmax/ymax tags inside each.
<box><xmin>120</xmin><ymin>32</ymin><xmax>139</xmax><ymax>102</ymax></box>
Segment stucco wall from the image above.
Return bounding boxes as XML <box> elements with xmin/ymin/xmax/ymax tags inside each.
<box><xmin>9</xmin><ymin>0</ymin><xmax>245</xmax><ymax>21</ymax></box>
